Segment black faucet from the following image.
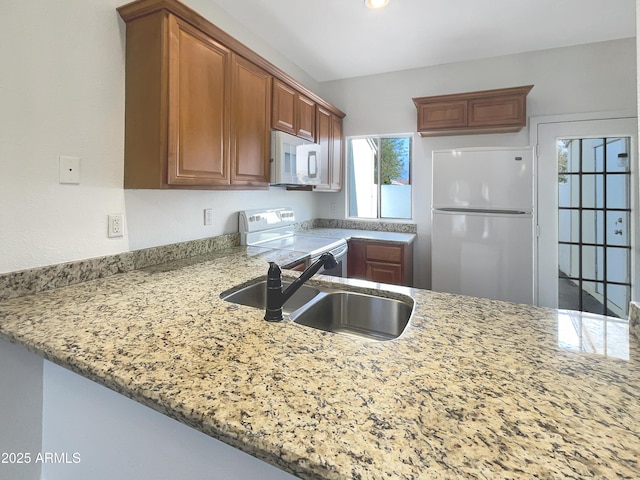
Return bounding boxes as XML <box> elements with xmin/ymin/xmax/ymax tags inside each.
<box><xmin>264</xmin><ymin>252</ymin><xmax>338</xmax><ymax>322</ymax></box>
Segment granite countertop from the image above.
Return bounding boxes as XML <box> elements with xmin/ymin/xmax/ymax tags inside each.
<box><xmin>302</xmin><ymin>227</ymin><xmax>416</xmax><ymax>245</ymax></box>
<box><xmin>0</xmin><ymin>247</ymin><xmax>639</xmax><ymax>479</ymax></box>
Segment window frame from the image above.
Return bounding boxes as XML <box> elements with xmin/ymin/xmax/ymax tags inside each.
<box><xmin>346</xmin><ymin>133</ymin><xmax>414</xmax><ymax>221</ymax></box>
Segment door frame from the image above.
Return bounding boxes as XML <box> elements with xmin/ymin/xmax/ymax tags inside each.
<box><xmin>529</xmin><ymin>110</ymin><xmax>639</xmax><ymax>310</ymax></box>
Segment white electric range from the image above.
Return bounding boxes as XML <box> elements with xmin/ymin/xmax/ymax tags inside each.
<box><xmin>239</xmin><ymin>208</ymin><xmax>348</xmax><ymax>277</ymax></box>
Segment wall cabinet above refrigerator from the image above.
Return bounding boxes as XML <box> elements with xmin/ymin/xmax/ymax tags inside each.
<box><xmin>413</xmin><ymin>85</ymin><xmax>533</xmax><ymax>137</ymax></box>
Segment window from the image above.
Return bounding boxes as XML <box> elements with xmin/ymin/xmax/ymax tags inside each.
<box><xmin>347</xmin><ymin>134</ymin><xmax>412</xmax><ymax>219</ymax></box>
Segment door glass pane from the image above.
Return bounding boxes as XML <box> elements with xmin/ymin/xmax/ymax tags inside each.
<box><xmin>558</xmin><ymin>276</ymin><xmax>580</xmax><ymax>310</ymax></box>
<box><xmin>605</xmin><ymin>174</ymin><xmax>629</xmax><ymax>209</ymax></box>
<box><xmin>606</xmin><ymin>138</ymin><xmax>630</xmax><ymax>173</ymax></box>
<box><xmin>558</xmin><ymin>243</ymin><xmax>579</xmax><ymax>278</ymax></box>
<box><xmin>606</xmin><ymin>211</ymin><xmax>629</xmax><ymax>246</ymax></box>
<box><xmin>581</xmin><ymin>210</ymin><xmax>603</xmax><ymax>244</ymax></box>
<box><xmin>581</xmin><ymin>281</ymin><xmax>605</xmax><ymax>315</ymax></box>
<box><xmin>581</xmin><ymin>138</ymin><xmax>604</xmax><ymax>172</ymax></box>
<box><xmin>582</xmin><ymin>245</ymin><xmax>603</xmax><ymax>281</ymax></box>
<box><xmin>558</xmin><ymin>174</ymin><xmax>578</xmax><ymax>208</ymax></box>
<box><xmin>560</xmin><ymin>140</ymin><xmax>581</xmax><ymax>172</ymax></box>
<box><xmin>581</xmin><ymin>174</ymin><xmax>604</xmax><ymax>208</ymax></box>
<box><xmin>558</xmin><ymin>209</ymin><xmax>579</xmax><ymax>242</ymax></box>
<box><xmin>606</xmin><ymin>247</ymin><xmax>630</xmax><ymax>283</ymax></box>
<box><xmin>607</xmin><ymin>284</ymin><xmax>630</xmax><ymax>315</ymax></box>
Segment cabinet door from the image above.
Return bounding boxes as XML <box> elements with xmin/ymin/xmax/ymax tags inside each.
<box><xmin>416</xmin><ymin>100</ymin><xmax>467</xmax><ymax>131</ymax></box>
<box><xmin>347</xmin><ymin>240</ymin><xmax>367</xmax><ymax>279</ymax></box>
<box><xmin>229</xmin><ymin>55</ymin><xmax>272</xmax><ymax>186</ymax></box>
<box><xmin>271</xmin><ymin>79</ymin><xmax>296</xmax><ymax>134</ymax></box>
<box><xmin>468</xmin><ymin>94</ymin><xmax>526</xmax><ymax>128</ymax></box>
<box><xmin>167</xmin><ymin>16</ymin><xmax>230</xmax><ymax>185</ymax></box>
<box><xmin>315</xmin><ymin>107</ymin><xmax>342</xmax><ymax>192</ymax></box>
<box><xmin>329</xmin><ymin>115</ymin><xmax>343</xmax><ymax>191</ymax></box>
<box><xmin>296</xmin><ymin>94</ymin><xmax>316</xmax><ymax>141</ymax></box>
<box><xmin>348</xmin><ymin>239</ymin><xmax>412</xmax><ymax>286</ymax></box>
<box><xmin>315</xmin><ymin>106</ymin><xmax>331</xmax><ymax>190</ymax></box>
<box><xmin>366</xmin><ymin>262</ymin><xmax>403</xmax><ymax>285</ymax></box>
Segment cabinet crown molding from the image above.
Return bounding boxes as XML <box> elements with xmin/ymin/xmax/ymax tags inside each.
<box><xmin>412</xmin><ymin>85</ymin><xmax>533</xmax><ymax>105</ymax></box>
<box><xmin>117</xmin><ymin>0</ymin><xmax>345</xmax><ymax>119</ymax></box>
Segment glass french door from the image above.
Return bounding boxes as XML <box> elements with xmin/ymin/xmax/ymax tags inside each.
<box><xmin>557</xmin><ymin>137</ymin><xmax>631</xmax><ymax>317</ymax></box>
<box><xmin>537</xmin><ymin>117</ymin><xmax>638</xmax><ymax>318</ymax></box>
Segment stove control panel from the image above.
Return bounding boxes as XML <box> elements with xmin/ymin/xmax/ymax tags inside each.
<box><xmin>239</xmin><ymin>207</ymin><xmax>296</xmax><ymax>236</ymax></box>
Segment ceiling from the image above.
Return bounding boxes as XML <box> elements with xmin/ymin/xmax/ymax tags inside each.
<box><xmin>208</xmin><ymin>0</ymin><xmax>636</xmax><ymax>82</ymax></box>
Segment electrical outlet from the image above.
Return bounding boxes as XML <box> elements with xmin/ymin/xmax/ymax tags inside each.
<box><xmin>204</xmin><ymin>208</ymin><xmax>213</xmax><ymax>226</ymax></box>
<box><xmin>108</xmin><ymin>214</ymin><xmax>124</xmax><ymax>238</ymax></box>
<box><xmin>331</xmin><ymin>203</ymin><xmax>337</xmax><ymax>214</ymax></box>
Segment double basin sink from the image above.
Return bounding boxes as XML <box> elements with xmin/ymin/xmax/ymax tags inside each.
<box><xmin>221</xmin><ymin>279</ymin><xmax>414</xmax><ymax>341</ymax></box>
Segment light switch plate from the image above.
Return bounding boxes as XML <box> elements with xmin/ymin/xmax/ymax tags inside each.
<box><xmin>59</xmin><ymin>156</ymin><xmax>81</xmax><ymax>184</ymax></box>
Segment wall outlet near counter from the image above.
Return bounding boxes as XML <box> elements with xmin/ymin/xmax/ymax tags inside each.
<box><xmin>108</xmin><ymin>214</ymin><xmax>124</xmax><ymax>238</ymax></box>
<box><xmin>204</xmin><ymin>208</ymin><xmax>213</xmax><ymax>226</ymax></box>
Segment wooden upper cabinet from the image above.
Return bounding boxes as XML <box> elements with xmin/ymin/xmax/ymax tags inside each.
<box><xmin>272</xmin><ymin>79</ymin><xmax>316</xmax><ymax>142</ymax></box>
<box><xmin>416</xmin><ymin>100</ymin><xmax>467</xmax><ymax>131</ymax></box>
<box><xmin>229</xmin><ymin>55</ymin><xmax>272</xmax><ymax>186</ymax></box>
<box><xmin>329</xmin><ymin>115</ymin><xmax>343</xmax><ymax>191</ymax></box>
<box><xmin>468</xmin><ymin>94</ymin><xmax>526</xmax><ymax>128</ymax></box>
<box><xmin>118</xmin><ymin>0</ymin><xmax>344</xmax><ymax>189</ymax></box>
<box><xmin>315</xmin><ymin>106</ymin><xmax>343</xmax><ymax>192</ymax></box>
<box><xmin>168</xmin><ymin>17</ymin><xmax>230</xmax><ymax>186</ymax></box>
<box><xmin>296</xmin><ymin>95</ymin><xmax>316</xmax><ymax>141</ymax></box>
<box><xmin>413</xmin><ymin>85</ymin><xmax>533</xmax><ymax>136</ymax></box>
<box><xmin>271</xmin><ymin>79</ymin><xmax>296</xmax><ymax>134</ymax></box>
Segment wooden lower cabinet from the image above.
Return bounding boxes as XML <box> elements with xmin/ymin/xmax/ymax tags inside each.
<box><xmin>348</xmin><ymin>240</ymin><xmax>413</xmax><ymax>286</ymax></box>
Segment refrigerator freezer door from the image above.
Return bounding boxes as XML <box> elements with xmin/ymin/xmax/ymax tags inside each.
<box><xmin>431</xmin><ymin>210</ymin><xmax>534</xmax><ymax>304</ymax></box>
<box><xmin>432</xmin><ymin>147</ymin><xmax>533</xmax><ymax>211</ymax></box>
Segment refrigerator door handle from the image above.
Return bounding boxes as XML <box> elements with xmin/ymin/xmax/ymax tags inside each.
<box><xmin>434</xmin><ymin>208</ymin><xmax>530</xmax><ymax>215</ymax></box>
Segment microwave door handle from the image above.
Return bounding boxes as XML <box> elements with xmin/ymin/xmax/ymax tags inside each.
<box><xmin>308</xmin><ymin>151</ymin><xmax>317</xmax><ymax>178</ymax></box>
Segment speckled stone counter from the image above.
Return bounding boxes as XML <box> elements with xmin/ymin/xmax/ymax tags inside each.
<box><xmin>302</xmin><ymin>227</ymin><xmax>416</xmax><ymax>245</ymax></box>
<box><xmin>0</xmin><ymin>247</ymin><xmax>639</xmax><ymax>479</ymax></box>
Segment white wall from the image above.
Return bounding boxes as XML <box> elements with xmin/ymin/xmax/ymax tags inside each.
<box><xmin>0</xmin><ymin>0</ymin><xmax>319</xmax><ymax>273</ymax></box>
<box><xmin>41</xmin><ymin>361</ymin><xmax>295</xmax><ymax>480</ymax></box>
<box><xmin>318</xmin><ymin>38</ymin><xmax>637</xmax><ymax>288</ymax></box>
<box><xmin>1</xmin><ymin>0</ymin><xmax>636</xmax><ymax>286</ymax></box>
<box><xmin>0</xmin><ymin>339</ymin><xmax>43</xmax><ymax>480</ymax></box>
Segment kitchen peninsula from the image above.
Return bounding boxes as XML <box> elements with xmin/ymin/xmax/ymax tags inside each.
<box><xmin>0</xmin><ymin>242</ymin><xmax>639</xmax><ymax>479</ymax></box>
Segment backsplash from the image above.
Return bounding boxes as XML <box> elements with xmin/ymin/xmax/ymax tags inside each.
<box><xmin>313</xmin><ymin>218</ymin><xmax>417</xmax><ymax>233</ymax></box>
<box><xmin>0</xmin><ymin>233</ymin><xmax>239</xmax><ymax>302</ymax></box>
<box><xmin>0</xmin><ymin>220</ymin><xmax>416</xmax><ymax>302</ymax></box>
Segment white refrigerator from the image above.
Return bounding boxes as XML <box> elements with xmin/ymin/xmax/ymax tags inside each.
<box><xmin>431</xmin><ymin>147</ymin><xmax>535</xmax><ymax>304</ymax></box>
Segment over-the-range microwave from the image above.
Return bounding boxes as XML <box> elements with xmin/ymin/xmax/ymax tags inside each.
<box><xmin>270</xmin><ymin>130</ymin><xmax>321</xmax><ymax>186</ymax></box>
